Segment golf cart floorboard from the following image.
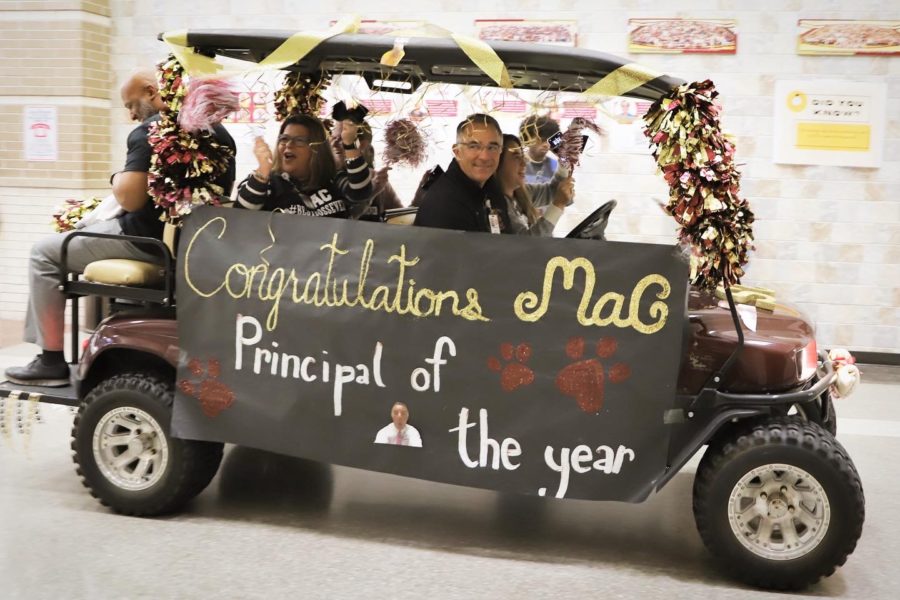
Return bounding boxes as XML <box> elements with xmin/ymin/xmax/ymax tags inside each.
<box><xmin>0</xmin><ymin>366</ymin><xmax>79</xmax><ymax>407</ymax></box>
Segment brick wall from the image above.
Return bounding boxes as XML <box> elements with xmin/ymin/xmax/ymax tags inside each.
<box><xmin>0</xmin><ymin>1</ymin><xmax>112</xmax><ymax>326</ymax></box>
<box><xmin>1</xmin><ymin>0</ymin><xmax>897</xmax><ymax>353</ymax></box>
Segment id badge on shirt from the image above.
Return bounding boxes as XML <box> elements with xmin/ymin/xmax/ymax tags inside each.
<box><xmin>488</xmin><ymin>211</ymin><xmax>502</xmax><ymax>234</ymax></box>
<box><xmin>486</xmin><ymin>200</ymin><xmax>502</xmax><ymax>234</ymax></box>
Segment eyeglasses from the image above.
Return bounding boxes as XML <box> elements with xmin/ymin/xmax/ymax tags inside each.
<box><xmin>457</xmin><ymin>141</ymin><xmax>503</xmax><ymax>155</ymax></box>
<box><xmin>277</xmin><ymin>135</ymin><xmax>313</xmax><ymax>147</ymax></box>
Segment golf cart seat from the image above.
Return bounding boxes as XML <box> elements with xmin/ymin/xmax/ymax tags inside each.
<box><xmin>81</xmin><ymin>224</ymin><xmax>176</xmax><ymax>288</ymax></box>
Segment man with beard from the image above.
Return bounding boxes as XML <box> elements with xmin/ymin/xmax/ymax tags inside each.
<box><xmin>4</xmin><ymin>70</ymin><xmax>236</xmax><ymax>386</ymax></box>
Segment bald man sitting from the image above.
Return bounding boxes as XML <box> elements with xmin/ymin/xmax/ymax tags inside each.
<box><xmin>4</xmin><ymin>70</ymin><xmax>236</xmax><ymax>386</ymax></box>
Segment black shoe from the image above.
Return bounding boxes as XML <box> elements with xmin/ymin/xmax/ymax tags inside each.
<box><xmin>4</xmin><ymin>356</ymin><xmax>70</xmax><ymax>387</ymax></box>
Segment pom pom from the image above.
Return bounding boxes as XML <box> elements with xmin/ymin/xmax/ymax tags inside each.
<box><xmin>643</xmin><ymin>79</ymin><xmax>754</xmax><ymax>289</ymax></box>
<box><xmin>148</xmin><ymin>55</ymin><xmax>235</xmax><ymax>224</ymax></box>
<box><xmin>51</xmin><ymin>197</ymin><xmax>103</xmax><ymax>232</ymax></box>
<box><xmin>557</xmin><ymin>117</ymin><xmax>604</xmax><ymax>169</ymax></box>
<box><xmin>274</xmin><ymin>72</ymin><xmax>331</xmax><ymax>120</ymax></box>
<box><xmin>178</xmin><ymin>79</ymin><xmax>239</xmax><ymax>133</ymax></box>
<box><xmin>382</xmin><ymin>119</ymin><xmax>427</xmax><ymax>168</ymax></box>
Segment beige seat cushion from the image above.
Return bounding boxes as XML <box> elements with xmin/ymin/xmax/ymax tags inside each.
<box><xmin>386</xmin><ymin>213</ymin><xmax>416</xmax><ymax>225</ymax></box>
<box><xmin>83</xmin><ymin>259</ymin><xmax>165</xmax><ymax>287</ymax></box>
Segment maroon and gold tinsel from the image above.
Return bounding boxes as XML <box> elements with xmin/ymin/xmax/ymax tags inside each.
<box><xmin>274</xmin><ymin>71</ymin><xmax>331</xmax><ymax>120</ymax></box>
<box><xmin>382</xmin><ymin>118</ymin><xmax>427</xmax><ymax>168</ymax></box>
<box><xmin>557</xmin><ymin>117</ymin><xmax>604</xmax><ymax>169</ymax></box>
<box><xmin>643</xmin><ymin>79</ymin><xmax>754</xmax><ymax>289</ymax></box>
<box><xmin>147</xmin><ymin>55</ymin><xmax>235</xmax><ymax>224</ymax></box>
<box><xmin>51</xmin><ymin>197</ymin><xmax>103</xmax><ymax>233</ymax></box>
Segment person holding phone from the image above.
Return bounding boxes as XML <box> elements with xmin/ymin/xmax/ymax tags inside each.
<box><xmin>518</xmin><ymin>115</ymin><xmax>561</xmax><ymax>185</ymax></box>
<box><xmin>496</xmin><ymin>134</ymin><xmax>574</xmax><ymax>236</ymax></box>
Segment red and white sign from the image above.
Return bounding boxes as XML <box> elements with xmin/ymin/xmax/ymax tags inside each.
<box><xmin>561</xmin><ymin>101</ymin><xmax>597</xmax><ymax>120</ymax></box>
<box><xmin>492</xmin><ymin>96</ymin><xmax>528</xmax><ymax>115</ymax></box>
<box><xmin>361</xmin><ymin>98</ymin><xmax>395</xmax><ymax>115</ymax></box>
<box><xmin>425</xmin><ymin>99</ymin><xmax>458</xmax><ymax>118</ymax></box>
<box><xmin>226</xmin><ymin>90</ymin><xmax>272</xmax><ymax>124</ymax></box>
<box><xmin>24</xmin><ymin>106</ymin><xmax>58</xmax><ymax>161</ymax></box>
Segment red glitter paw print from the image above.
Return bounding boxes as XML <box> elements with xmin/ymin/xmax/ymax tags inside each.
<box><xmin>487</xmin><ymin>342</ymin><xmax>535</xmax><ymax>392</ymax></box>
<box><xmin>177</xmin><ymin>358</ymin><xmax>235</xmax><ymax>418</ymax></box>
<box><xmin>555</xmin><ymin>337</ymin><xmax>631</xmax><ymax>414</ymax></box>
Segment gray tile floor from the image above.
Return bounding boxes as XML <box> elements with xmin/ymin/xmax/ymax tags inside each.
<box><xmin>1</xmin><ymin>335</ymin><xmax>898</xmax><ymax>599</ymax></box>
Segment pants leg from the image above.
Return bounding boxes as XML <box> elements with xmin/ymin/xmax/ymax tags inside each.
<box><xmin>23</xmin><ymin>219</ymin><xmax>161</xmax><ymax>350</ymax></box>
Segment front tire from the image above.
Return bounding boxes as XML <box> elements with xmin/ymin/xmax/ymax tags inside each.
<box><xmin>72</xmin><ymin>373</ymin><xmax>223</xmax><ymax>516</ymax></box>
<box><xmin>693</xmin><ymin>417</ymin><xmax>864</xmax><ymax>590</ymax></box>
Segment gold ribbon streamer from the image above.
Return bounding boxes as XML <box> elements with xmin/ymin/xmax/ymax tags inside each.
<box><xmin>162</xmin><ymin>30</ymin><xmax>226</xmax><ymax>76</ymax></box>
<box><xmin>258</xmin><ymin>15</ymin><xmax>361</xmax><ymax>70</ymax></box>
<box><xmin>23</xmin><ymin>393</ymin><xmax>41</xmax><ymax>455</ymax></box>
<box><xmin>583</xmin><ymin>63</ymin><xmax>661</xmax><ymax>98</ymax></box>
<box><xmin>162</xmin><ymin>16</ymin><xmax>361</xmax><ymax>76</ymax></box>
<box><xmin>259</xmin><ymin>208</ymin><xmax>287</xmax><ymax>267</ymax></box>
<box><xmin>382</xmin><ymin>24</ymin><xmax>512</xmax><ymax>88</ymax></box>
<box><xmin>1</xmin><ymin>391</ymin><xmax>19</xmax><ymax>445</ymax></box>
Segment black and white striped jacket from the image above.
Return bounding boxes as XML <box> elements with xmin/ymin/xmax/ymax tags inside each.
<box><xmin>236</xmin><ymin>155</ymin><xmax>373</xmax><ymax>218</ymax></box>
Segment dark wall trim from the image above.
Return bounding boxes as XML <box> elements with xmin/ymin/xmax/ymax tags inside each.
<box><xmin>849</xmin><ymin>351</ymin><xmax>900</xmax><ymax>366</ymax></box>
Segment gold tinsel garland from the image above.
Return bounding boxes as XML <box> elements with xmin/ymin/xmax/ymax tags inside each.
<box><xmin>274</xmin><ymin>71</ymin><xmax>331</xmax><ymax>120</ymax></box>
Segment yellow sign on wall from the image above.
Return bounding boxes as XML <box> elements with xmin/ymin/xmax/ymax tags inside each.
<box><xmin>773</xmin><ymin>80</ymin><xmax>885</xmax><ymax>168</ymax></box>
<box><xmin>796</xmin><ymin>123</ymin><xmax>871</xmax><ymax>152</ymax></box>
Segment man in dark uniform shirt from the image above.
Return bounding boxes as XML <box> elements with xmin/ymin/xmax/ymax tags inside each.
<box><xmin>5</xmin><ymin>69</ymin><xmax>236</xmax><ymax>386</ymax></box>
<box><xmin>414</xmin><ymin>113</ymin><xmax>510</xmax><ymax>233</ymax></box>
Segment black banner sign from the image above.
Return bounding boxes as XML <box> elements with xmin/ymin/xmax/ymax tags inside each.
<box><xmin>173</xmin><ymin>206</ymin><xmax>689</xmax><ymax>501</ymax></box>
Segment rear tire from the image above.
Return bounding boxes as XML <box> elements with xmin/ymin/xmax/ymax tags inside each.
<box><xmin>693</xmin><ymin>417</ymin><xmax>864</xmax><ymax>590</ymax></box>
<box><xmin>72</xmin><ymin>372</ymin><xmax>223</xmax><ymax>516</ymax></box>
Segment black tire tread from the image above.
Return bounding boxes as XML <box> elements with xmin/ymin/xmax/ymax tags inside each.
<box><xmin>71</xmin><ymin>372</ymin><xmax>223</xmax><ymax>516</ymax></box>
<box><xmin>693</xmin><ymin>417</ymin><xmax>864</xmax><ymax>590</ymax></box>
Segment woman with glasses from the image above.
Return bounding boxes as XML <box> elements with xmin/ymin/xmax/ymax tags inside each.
<box><xmin>236</xmin><ymin>114</ymin><xmax>372</xmax><ymax>217</ymax></box>
<box><xmin>496</xmin><ymin>134</ymin><xmax>574</xmax><ymax>236</ymax></box>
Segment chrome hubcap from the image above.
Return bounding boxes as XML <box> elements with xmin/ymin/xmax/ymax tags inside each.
<box><xmin>728</xmin><ymin>463</ymin><xmax>830</xmax><ymax>560</ymax></box>
<box><xmin>92</xmin><ymin>406</ymin><xmax>169</xmax><ymax>491</ymax></box>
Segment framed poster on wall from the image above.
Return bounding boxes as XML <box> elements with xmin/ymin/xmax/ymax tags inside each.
<box><xmin>797</xmin><ymin>20</ymin><xmax>900</xmax><ymax>56</ymax></box>
<box><xmin>475</xmin><ymin>19</ymin><xmax>578</xmax><ymax>46</ymax></box>
<box><xmin>627</xmin><ymin>18</ymin><xmax>737</xmax><ymax>54</ymax></box>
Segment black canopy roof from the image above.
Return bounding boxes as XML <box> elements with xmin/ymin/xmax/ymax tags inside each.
<box><xmin>162</xmin><ymin>30</ymin><xmax>683</xmax><ymax>101</ymax></box>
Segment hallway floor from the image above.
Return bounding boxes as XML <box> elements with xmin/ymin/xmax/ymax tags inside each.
<box><xmin>1</xmin><ymin>335</ymin><xmax>898</xmax><ymax>599</ymax></box>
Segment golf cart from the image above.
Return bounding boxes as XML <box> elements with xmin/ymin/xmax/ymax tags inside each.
<box><xmin>0</xmin><ymin>30</ymin><xmax>863</xmax><ymax>591</ymax></box>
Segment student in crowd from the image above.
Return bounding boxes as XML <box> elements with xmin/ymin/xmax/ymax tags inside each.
<box><xmin>237</xmin><ymin>114</ymin><xmax>372</xmax><ymax>217</ymax></box>
<box><xmin>495</xmin><ymin>134</ymin><xmax>574</xmax><ymax>236</ymax></box>
<box><xmin>519</xmin><ymin>115</ymin><xmax>560</xmax><ymax>185</ymax></box>
<box><xmin>332</xmin><ymin>121</ymin><xmax>403</xmax><ymax>220</ymax></box>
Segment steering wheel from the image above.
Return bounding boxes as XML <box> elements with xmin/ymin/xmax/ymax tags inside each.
<box><xmin>565</xmin><ymin>200</ymin><xmax>617</xmax><ymax>240</ymax></box>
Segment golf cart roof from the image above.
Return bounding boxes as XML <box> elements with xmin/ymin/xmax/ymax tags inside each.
<box><xmin>163</xmin><ymin>30</ymin><xmax>684</xmax><ymax>101</ymax></box>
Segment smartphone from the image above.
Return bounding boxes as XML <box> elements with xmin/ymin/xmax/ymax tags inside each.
<box><xmin>548</xmin><ymin>131</ymin><xmax>588</xmax><ymax>154</ymax></box>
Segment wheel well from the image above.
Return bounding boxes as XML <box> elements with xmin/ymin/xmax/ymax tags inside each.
<box><xmin>80</xmin><ymin>348</ymin><xmax>175</xmax><ymax>398</ymax></box>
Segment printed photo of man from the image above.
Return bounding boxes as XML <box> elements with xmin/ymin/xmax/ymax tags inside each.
<box><xmin>374</xmin><ymin>401</ymin><xmax>422</xmax><ymax>447</ymax></box>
